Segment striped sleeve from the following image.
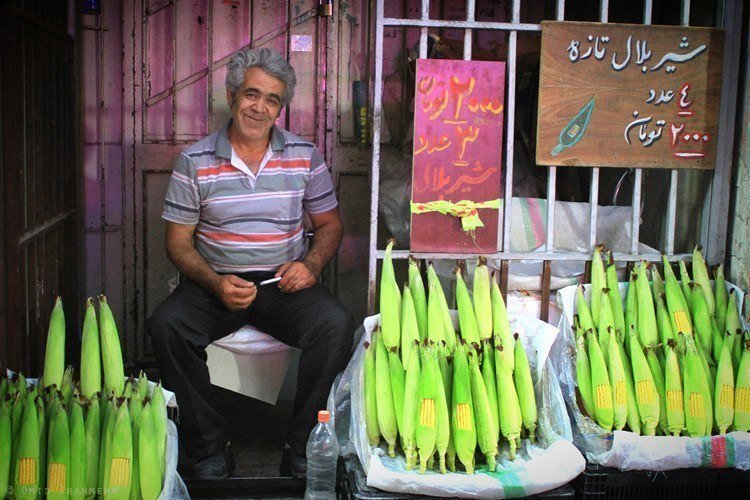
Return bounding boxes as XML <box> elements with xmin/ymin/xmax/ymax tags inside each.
<box><xmin>162</xmin><ymin>152</ymin><xmax>200</xmax><ymax>225</ymax></box>
<box><xmin>303</xmin><ymin>148</ymin><xmax>338</xmax><ymax>214</ymax></box>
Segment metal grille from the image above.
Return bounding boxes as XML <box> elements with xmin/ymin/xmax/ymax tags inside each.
<box><xmin>367</xmin><ymin>0</ymin><xmax>742</xmax><ymax>318</ymax></box>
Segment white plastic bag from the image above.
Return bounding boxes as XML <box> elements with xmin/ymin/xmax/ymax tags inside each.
<box><xmin>331</xmin><ymin>313</ymin><xmax>585</xmax><ymax>498</ymax></box>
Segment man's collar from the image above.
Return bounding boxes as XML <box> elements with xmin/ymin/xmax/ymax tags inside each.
<box><xmin>216</xmin><ymin>119</ymin><xmax>286</xmax><ymax>158</ymax></box>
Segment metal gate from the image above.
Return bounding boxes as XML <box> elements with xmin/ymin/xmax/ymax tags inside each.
<box><xmin>367</xmin><ymin>0</ymin><xmax>743</xmax><ymax>318</ymax></box>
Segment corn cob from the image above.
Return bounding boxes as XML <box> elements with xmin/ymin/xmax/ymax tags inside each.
<box><xmin>150</xmin><ymin>382</ymin><xmax>167</xmax><ymax>481</ymax></box>
<box><xmin>481</xmin><ymin>341</ymin><xmax>500</xmax><ymax>439</ymax></box>
<box><xmin>606</xmin><ymin>253</ymin><xmax>626</xmax><ymax>341</ymax></box>
<box><xmin>691</xmin><ymin>283</ymin><xmax>713</xmax><ymax>358</ymax></box>
<box><xmin>714</xmin><ymin>265</ymin><xmax>728</xmax><ymax>336</ymax></box>
<box><xmin>0</xmin><ymin>374</ymin><xmax>8</xmax><ymax>402</ymax></box>
<box><xmin>491</xmin><ymin>277</ymin><xmax>514</xmax><ymax>371</ymax></box>
<box><xmin>85</xmin><ymin>394</ymin><xmax>101</xmax><ymax>499</ymax></box>
<box><xmin>606</xmin><ymin>328</ymin><xmax>627</xmax><ymax>431</ymax></box>
<box><xmin>379</xmin><ymin>240</ymin><xmax>401</xmax><ymax>350</ymax></box>
<box><xmin>734</xmin><ymin>340</ymin><xmax>750</xmax><ymax>431</ymax></box>
<box><xmin>402</xmin><ymin>341</ymin><xmax>421</xmax><ymax>470</ymax></box>
<box><xmin>434</xmin><ymin>350</ymin><xmax>451</xmax><ymax>474</ymax></box>
<box><xmin>37</xmin><ymin>392</ymin><xmax>47</xmax><ymax>495</ymax></box>
<box><xmin>715</xmin><ymin>333</ymin><xmax>735</xmax><ymax>434</ymax></box>
<box><xmin>437</xmin><ymin>347</ymin><xmax>455</xmax><ymax>472</ymax></box>
<box><xmin>46</xmin><ymin>401</ymin><xmax>70</xmax><ymax>500</ymax></box>
<box><xmin>408</xmin><ymin>257</ymin><xmax>428</xmax><ymax>341</ymax></box>
<box><xmin>451</xmin><ymin>343</ymin><xmax>476</xmax><ymax>474</ymax></box>
<box><xmin>467</xmin><ymin>350</ymin><xmax>497</xmax><ymax>469</ymax></box>
<box><xmin>401</xmin><ymin>286</ymin><xmax>421</xmax><ymax>370</ymax></box>
<box><xmin>15</xmin><ymin>373</ymin><xmax>28</xmax><ymax>398</ymax></box>
<box><xmin>427</xmin><ymin>281</ymin><xmax>447</xmax><ymax>346</ymax></box>
<box><xmin>624</xmin><ymin>271</ymin><xmax>639</xmax><ymax>357</ymax></box>
<box><xmin>726</xmin><ymin>292</ymin><xmax>741</xmax><ymax>377</ymax></box>
<box><xmin>684</xmin><ymin>335</ymin><xmax>712</xmax><ymax>437</ymax></box>
<box><xmin>123</xmin><ymin>377</ymin><xmax>135</xmax><ymax>400</ymax></box>
<box><xmin>575</xmin><ymin>325</ymin><xmax>596</xmax><ymax>419</ymax></box>
<box><xmin>514</xmin><ymin>333</ymin><xmax>538</xmax><ymax>441</ymax></box>
<box><xmin>61</xmin><ymin>366</ymin><xmax>74</xmax><ymax>408</ymax></box>
<box><xmin>590</xmin><ymin>244</ymin><xmax>606</xmax><ymax>329</ymax></box>
<box><xmin>129</xmin><ymin>392</ymin><xmax>142</xmax><ymax>500</ymax></box>
<box><xmin>99</xmin><ymin>296</ymin><xmax>125</xmax><ymax>397</ymax></box>
<box><xmin>597</xmin><ymin>288</ymin><xmax>616</xmax><ymax>367</ymax></box>
<box><xmin>100</xmin><ymin>394</ymin><xmax>115</xmax><ymax>494</ymax></box>
<box><xmin>693</xmin><ymin>335</ymin><xmax>716</xmax><ymax>409</ymax></box>
<box><xmin>387</xmin><ymin>348</ymin><xmax>406</xmax><ymax>444</ymax></box>
<box><xmin>10</xmin><ymin>391</ymin><xmax>24</xmax><ymax>485</ymax></box>
<box><xmin>664</xmin><ymin>339</ymin><xmax>685</xmax><ymax>436</ymax></box>
<box><xmin>473</xmin><ymin>257</ymin><xmax>493</xmax><ymax>341</ymax></box>
<box><xmin>136</xmin><ymin>372</ymin><xmax>149</xmax><ymax>402</ymax></box>
<box><xmin>0</xmin><ymin>396</ymin><xmax>11</xmax><ymax>500</ymax></box>
<box><xmin>494</xmin><ymin>342</ymin><xmax>520</xmax><ymax>461</ymax></box>
<box><xmin>655</xmin><ymin>293</ymin><xmax>675</xmax><ymax>348</ymax></box>
<box><xmin>69</xmin><ymin>398</ymin><xmax>87</xmax><ymax>500</ymax></box>
<box><xmin>652</xmin><ymin>266</ymin><xmax>665</xmax><ymax>299</ymax></box>
<box><xmin>644</xmin><ymin>346</ymin><xmax>668</xmax><ymax>435</ymax></box>
<box><xmin>692</xmin><ymin>246</ymin><xmax>715</xmax><ymax>316</ymax></box>
<box><xmin>586</xmin><ymin>327</ymin><xmax>613</xmax><ymax>431</ymax></box>
<box><xmin>678</xmin><ymin>260</ymin><xmax>694</xmax><ymax>315</ymax></box>
<box><xmin>363</xmin><ymin>338</ymin><xmax>380</xmax><ymax>447</ymax></box>
<box><xmin>139</xmin><ymin>401</ymin><xmax>162</xmax><ymax>500</ymax></box>
<box><xmin>43</xmin><ymin>297</ymin><xmax>66</xmax><ymax>391</ymax></box>
<box><xmin>416</xmin><ymin>344</ymin><xmax>438</xmax><ymax>473</ymax></box>
<box><xmin>576</xmin><ymin>285</ymin><xmax>596</xmax><ymax>335</ymax></box>
<box><xmin>635</xmin><ymin>266</ymin><xmax>658</xmax><ymax>348</ymax></box>
<box><xmin>13</xmin><ymin>395</ymin><xmax>40</xmax><ymax>500</ymax></box>
<box><xmin>455</xmin><ymin>266</ymin><xmax>480</xmax><ymax>347</ymax></box>
<box><xmin>427</xmin><ymin>264</ymin><xmax>457</xmax><ymax>350</ymax></box>
<box><xmin>616</xmin><ymin>341</ymin><xmax>641</xmax><ymax>434</ymax></box>
<box><xmin>375</xmin><ymin>335</ymin><xmax>397</xmax><ymax>457</ymax></box>
<box><xmin>107</xmin><ymin>400</ymin><xmax>133</xmax><ymax>500</ymax></box>
<box><xmin>81</xmin><ymin>298</ymin><xmax>102</xmax><ymax>400</ymax></box>
<box><xmin>711</xmin><ymin>317</ymin><xmax>723</xmax><ymax>366</ymax></box>
<box><xmin>628</xmin><ymin>327</ymin><xmax>659</xmax><ymax>435</ymax></box>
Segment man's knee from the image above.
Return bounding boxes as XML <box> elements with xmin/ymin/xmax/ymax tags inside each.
<box><xmin>147</xmin><ymin>305</ymin><xmax>180</xmax><ymax>353</ymax></box>
<box><xmin>326</xmin><ymin>304</ymin><xmax>355</xmax><ymax>352</ymax></box>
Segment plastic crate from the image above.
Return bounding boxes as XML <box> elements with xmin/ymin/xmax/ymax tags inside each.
<box><xmin>336</xmin><ymin>454</ymin><xmax>574</xmax><ymax>499</ymax></box>
<box><xmin>575</xmin><ymin>464</ymin><xmax>750</xmax><ymax>499</ymax></box>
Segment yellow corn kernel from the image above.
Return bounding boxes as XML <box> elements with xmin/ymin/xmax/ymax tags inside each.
<box><xmin>667</xmin><ymin>390</ymin><xmax>684</xmax><ymax>412</ymax></box>
<box><xmin>636</xmin><ymin>380</ymin><xmax>656</xmax><ymax>405</ymax></box>
<box><xmin>688</xmin><ymin>393</ymin><xmax>705</xmax><ymax>418</ymax></box>
<box><xmin>613</xmin><ymin>381</ymin><xmax>626</xmax><ymax>407</ymax></box>
<box><xmin>673</xmin><ymin>310</ymin><xmax>691</xmax><ymax>335</ymax></box>
<box><xmin>455</xmin><ymin>403</ymin><xmax>471</xmax><ymax>430</ymax></box>
<box><xmin>736</xmin><ymin>387</ymin><xmax>750</xmax><ymax>413</ymax></box>
<box><xmin>47</xmin><ymin>463</ymin><xmax>66</xmax><ymax>492</ymax></box>
<box><xmin>109</xmin><ymin>457</ymin><xmax>131</xmax><ymax>488</ymax></box>
<box><xmin>18</xmin><ymin>458</ymin><xmax>36</xmax><ymax>485</ymax></box>
<box><xmin>595</xmin><ymin>385</ymin><xmax>613</xmax><ymax>409</ymax></box>
<box><xmin>420</xmin><ymin>399</ymin><xmax>436</xmax><ymax>427</ymax></box>
<box><xmin>719</xmin><ymin>385</ymin><xmax>734</xmax><ymax>408</ymax></box>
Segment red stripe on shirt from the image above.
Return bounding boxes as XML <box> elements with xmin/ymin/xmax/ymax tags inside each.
<box><xmin>265</xmin><ymin>158</ymin><xmax>311</xmax><ymax>169</ymax></box>
<box><xmin>196</xmin><ymin>164</ymin><xmax>235</xmax><ymax>177</ymax></box>
<box><xmin>198</xmin><ymin>226</ymin><xmax>303</xmax><ymax>243</ymax></box>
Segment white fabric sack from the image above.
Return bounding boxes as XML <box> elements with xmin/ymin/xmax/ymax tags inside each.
<box><xmin>210</xmin><ymin>323</ymin><xmax>293</xmax><ymax>354</ymax></box>
<box><xmin>335</xmin><ymin>312</ymin><xmax>585</xmax><ymax>499</ymax></box>
<box><xmin>552</xmin><ymin>281</ymin><xmax>749</xmax><ymax>470</ymax></box>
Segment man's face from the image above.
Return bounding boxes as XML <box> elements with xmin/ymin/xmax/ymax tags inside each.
<box><xmin>227</xmin><ymin>66</ymin><xmax>286</xmax><ymax>144</ymax></box>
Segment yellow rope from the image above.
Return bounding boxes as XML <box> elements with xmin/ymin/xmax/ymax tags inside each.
<box><xmin>410</xmin><ymin>199</ymin><xmax>501</xmax><ymax>232</ymax></box>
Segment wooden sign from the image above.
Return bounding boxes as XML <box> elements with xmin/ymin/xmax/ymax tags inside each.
<box><xmin>410</xmin><ymin>59</ymin><xmax>505</xmax><ymax>253</ymax></box>
<box><xmin>536</xmin><ymin>21</ymin><xmax>724</xmax><ymax>169</ymax></box>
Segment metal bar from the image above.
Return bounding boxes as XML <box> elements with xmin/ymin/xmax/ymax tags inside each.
<box><xmin>631</xmin><ymin>168</ymin><xmax>642</xmax><ymax>254</ymax></box>
<box><xmin>546</xmin><ymin>167</ymin><xmax>556</xmax><ymax>252</ymax></box>
<box><xmin>171</xmin><ymin>0</ymin><xmax>177</xmax><ymax>144</ymax></box>
<box><xmin>464</xmin><ymin>0</ymin><xmax>475</xmax><ymax>60</ymax></box>
<box><xmin>666</xmin><ymin>170</ymin><xmax>678</xmax><ymax>254</ymax></box>
<box><xmin>367</xmin><ymin>0</ymin><xmax>386</xmax><ymax>315</ymax></box>
<box><xmin>600</xmin><ymin>0</ymin><xmax>609</xmax><ymax>23</ymax></box>
<box><xmin>501</xmin><ymin>0</ymin><xmax>519</xmax><ymax>252</ymax></box>
<box><xmin>556</xmin><ymin>0</ymin><xmax>565</xmax><ymax>20</ymax></box>
<box><xmin>419</xmin><ymin>0</ymin><xmax>429</xmax><ymax>59</ymax></box>
<box><xmin>681</xmin><ymin>0</ymin><xmax>691</xmax><ymax>25</ymax></box>
<box><xmin>206</xmin><ymin>0</ymin><xmax>213</xmax><ymax>133</ymax></box>
<box><xmin>18</xmin><ymin>211</ymin><xmax>75</xmax><ymax>247</ymax></box>
<box><xmin>643</xmin><ymin>0</ymin><xmax>653</xmax><ymax>24</ymax></box>
<box><xmin>382</xmin><ymin>18</ymin><xmax>541</xmax><ymax>31</ymax></box>
<box><xmin>541</xmin><ymin>260</ymin><xmax>551</xmax><ymax>321</ymax></box>
<box><xmin>500</xmin><ymin>260</ymin><xmax>510</xmax><ymax>302</ymax></box>
<box><xmin>98</xmin><ymin>2</ymin><xmax>106</xmax><ymax>291</ymax></box>
<box><xmin>378</xmin><ymin>250</ymin><xmax>691</xmax><ymax>263</ymax></box>
<box><xmin>702</xmin><ymin>0</ymin><xmax>742</xmax><ymax>263</ymax></box>
<box><xmin>589</xmin><ymin>168</ymin><xmax>599</xmax><ymax>251</ymax></box>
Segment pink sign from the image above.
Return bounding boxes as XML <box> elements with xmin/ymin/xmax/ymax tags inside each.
<box><xmin>410</xmin><ymin>59</ymin><xmax>505</xmax><ymax>253</ymax></box>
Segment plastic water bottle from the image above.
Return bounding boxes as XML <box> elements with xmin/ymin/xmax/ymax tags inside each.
<box><xmin>305</xmin><ymin>410</ymin><xmax>339</xmax><ymax>500</ymax></box>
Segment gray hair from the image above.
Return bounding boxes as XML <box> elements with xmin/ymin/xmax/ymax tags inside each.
<box><xmin>225</xmin><ymin>48</ymin><xmax>296</xmax><ymax>107</ymax></box>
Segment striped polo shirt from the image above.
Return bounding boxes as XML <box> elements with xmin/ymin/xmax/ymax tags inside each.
<box><xmin>162</xmin><ymin>121</ymin><xmax>338</xmax><ymax>273</ymax></box>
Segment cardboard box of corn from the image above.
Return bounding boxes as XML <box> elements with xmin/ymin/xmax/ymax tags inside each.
<box><xmin>337</xmin><ymin>241</ymin><xmax>584</xmax><ymax>498</ymax></box>
<box><xmin>551</xmin><ymin>245</ymin><xmax>750</xmax><ymax>471</ymax></box>
<box><xmin>0</xmin><ymin>296</ymin><xmax>189</xmax><ymax>500</ymax></box>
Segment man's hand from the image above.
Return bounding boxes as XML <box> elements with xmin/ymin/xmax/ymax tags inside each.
<box><xmin>212</xmin><ymin>274</ymin><xmax>257</xmax><ymax>310</ymax></box>
<box><xmin>275</xmin><ymin>261</ymin><xmax>317</xmax><ymax>293</ymax></box>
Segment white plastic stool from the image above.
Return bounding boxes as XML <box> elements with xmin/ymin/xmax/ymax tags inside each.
<box><xmin>206</xmin><ymin>324</ymin><xmax>300</xmax><ymax>404</ymax></box>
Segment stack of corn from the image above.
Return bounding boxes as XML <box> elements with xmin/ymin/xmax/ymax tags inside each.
<box><xmin>574</xmin><ymin>245</ymin><xmax>750</xmax><ymax>437</ymax></box>
<box><xmin>364</xmin><ymin>240</ymin><xmax>539</xmax><ymax>474</ymax></box>
<box><xmin>0</xmin><ymin>295</ymin><xmax>168</xmax><ymax>499</ymax></box>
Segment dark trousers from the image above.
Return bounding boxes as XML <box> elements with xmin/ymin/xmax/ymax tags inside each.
<box><xmin>147</xmin><ymin>272</ymin><xmax>355</xmax><ymax>459</ymax></box>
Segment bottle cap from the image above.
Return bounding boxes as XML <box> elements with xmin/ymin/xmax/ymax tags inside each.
<box><xmin>318</xmin><ymin>410</ymin><xmax>330</xmax><ymax>423</ymax></box>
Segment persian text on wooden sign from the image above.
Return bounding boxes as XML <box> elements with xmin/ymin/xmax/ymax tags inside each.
<box><xmin>410</xmin><ymin>59</ymin><xmax>505</xmax><ymax>253</ymax></box>
<box><xmin>536</xmin><ymin>21</ymin><xmax>724</xmax><ymax>169</ymax></box>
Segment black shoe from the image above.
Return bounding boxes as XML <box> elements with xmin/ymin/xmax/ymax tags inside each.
<box><xmin>279</xmin><ymin>445</ymin><xmax>307</xmax><ymax>478</ymax></box>
<box><xmin>192</xmin><ymin>442</ymin><xmax>235</xmax><ymax>481</ymax></box>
